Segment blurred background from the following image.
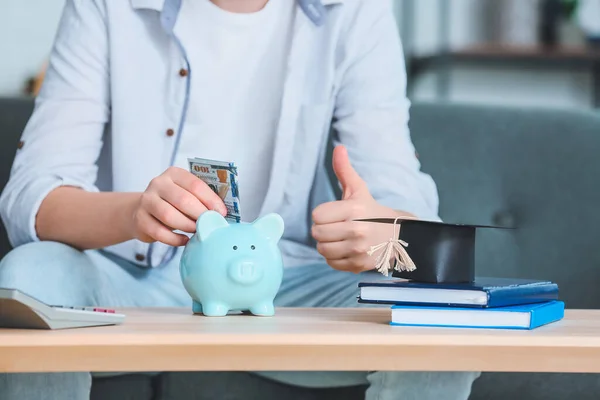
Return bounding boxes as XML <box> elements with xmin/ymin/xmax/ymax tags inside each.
<box><xmin>1</xmin><ymin>0</ymin><xmax>599</xmax><ymax>109</ymax></box>
<box><xmin>395</xmin><ymin>0</ymin><xmax>600</xmax><ymax>109</ymax></box>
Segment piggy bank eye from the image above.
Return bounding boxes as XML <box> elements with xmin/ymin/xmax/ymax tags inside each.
<box><xmin>251</xmin><ymin>245</ymin><xmax>256</xmax><ymax>250</ymax></box>
<box><xmin>233</xmin><ymin>246</ymin><xmax>238</xmax><ymax>250</ymax></box>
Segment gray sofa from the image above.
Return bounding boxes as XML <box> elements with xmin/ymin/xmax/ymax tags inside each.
<box><xmin>2</xmin><ymin>96</ymin><xmax>600</xmax><ymax>399</ymax></box>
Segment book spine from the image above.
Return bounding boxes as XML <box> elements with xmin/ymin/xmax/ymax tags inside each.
<box><xmin>486</xmin><ymin>284</ymin><xmax>559</xmax><ymax>308</ymax></box>
<box><xmin>529</xmin><ymin>301</ymin><xmax>565</xmax><ymax>329</ymax></box>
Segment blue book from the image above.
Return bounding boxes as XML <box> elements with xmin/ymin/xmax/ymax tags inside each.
<box><xmin>390</xmin><ymin>300</ymin><xmax>565</xmax><ymax>330</ymax></box>
<box><xmin>358</xmin><ymin>277</ymin><xmax>559</xmax><ymax>308</ymax></box>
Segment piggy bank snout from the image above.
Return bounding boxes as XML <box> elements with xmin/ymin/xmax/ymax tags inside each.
<box><xmin>227</xmin><ymin>258</ymin><xmax>264</xmax><ymax>286</ymax></box>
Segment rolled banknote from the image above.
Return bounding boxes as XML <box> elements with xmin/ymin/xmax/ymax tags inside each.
<box><xmin>188</xmin><ymin>157</ymin><xmax>241</xmax><ymax>223</ymax></box>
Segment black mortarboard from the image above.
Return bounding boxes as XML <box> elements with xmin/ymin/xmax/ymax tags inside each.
<box><xmin>357</xmin><ymin>218</ymin><xmax>508</xmax><ymax>284</ymax></box>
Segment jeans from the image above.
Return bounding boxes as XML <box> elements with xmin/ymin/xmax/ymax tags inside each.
<box><xmin>0</xmin><ymin>241</ymin><xmax>480</xmax><ymax>399</ymax></box>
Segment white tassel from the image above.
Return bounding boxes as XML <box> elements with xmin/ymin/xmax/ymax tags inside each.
<box><xmin>367</xmin><ymin>217</ymin><xmax>417</xmax><ymax>276</ymax></box>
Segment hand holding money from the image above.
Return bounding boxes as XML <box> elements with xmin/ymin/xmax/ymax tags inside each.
<box><xmin>130</xmin><ymin>166</ymin><xmax>228</xmax><ymax>247</ymax></box>
<box><xmin>188</xmin><ymin>157</ymin><xmax>242</xmax><ymax>223</ymax></box>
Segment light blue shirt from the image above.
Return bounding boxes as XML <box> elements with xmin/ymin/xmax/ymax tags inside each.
<box><xmin>0</xmin><ymin>0</ymin><xmax>440</xmax><ymax>268</ymax></box>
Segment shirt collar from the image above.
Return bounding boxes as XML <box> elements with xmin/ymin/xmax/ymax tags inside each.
<box><xmin>130</xmin><ymin>0</ymin><xmax>343</xmax><ymax>25</ymax></box>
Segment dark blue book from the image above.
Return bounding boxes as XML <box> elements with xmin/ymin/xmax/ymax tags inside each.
<box><xmin>390</xmin><ymin>300</ymin><xmax>565</xmax><ymax>330</ymax></box>
<box><xmin>358</xmin><ymin>277</ymin><xmax>559</xmax><ymax>308</ymax></box>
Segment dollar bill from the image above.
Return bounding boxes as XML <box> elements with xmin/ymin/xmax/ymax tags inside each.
<box><xmin>188</xmin><ymin>157</ymin><xmax>241</xmax><ymax>223</ymax></box>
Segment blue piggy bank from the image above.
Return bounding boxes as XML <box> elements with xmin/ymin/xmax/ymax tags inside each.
<box><xmin>179</xmin><ymin>210</ymin><xmax>285</xmax><ymax>317</ymax></box>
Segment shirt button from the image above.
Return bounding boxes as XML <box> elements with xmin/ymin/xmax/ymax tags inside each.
<box><xmin>17</xmin><ymin>140</ymin><xmax>24</xmax><ymax>149</ymax></box>
<box><xmin>166</xmin><ymin>128</ymin><xmax>175</xmax><ymax>137</ymax></box>
<box><xmin>135</xmin><ymin>253</ymin><xmax>145</xmax><ymax>262</ymax></box>
<box><xmin>179</xmin><ymin>68</ymin><xmax>188</xmax><ymax>77</ymax></box>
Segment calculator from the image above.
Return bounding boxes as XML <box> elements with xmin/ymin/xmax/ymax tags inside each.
<box><xmin>0</xmin><ymin>288</ymin><xmax>125</xmax><ymax>330</ymax></box>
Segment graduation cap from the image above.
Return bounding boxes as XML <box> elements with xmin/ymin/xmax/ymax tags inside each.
<box><xmin>357</xmin><ymin>218</ymin><xmax>509</xmax><ymax>284</ymax></box>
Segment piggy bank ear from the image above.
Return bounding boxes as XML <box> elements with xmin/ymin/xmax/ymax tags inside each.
<box><xmin>252</xmin><ymin>213</ymin><xmax>284</xmax><ymax>243</ymax></box>
<box><xmin>196</xmin><ymin>210</ymin><xmax>229</xmax><ymax>241</ymax></box>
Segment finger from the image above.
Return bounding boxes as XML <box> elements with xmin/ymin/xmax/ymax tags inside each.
<box><xmin>311</xmin><ymin>221</ymin><xmax>369</xmax><ymax>243</ymax></box>
<box><xmin>137</xmin><ymin>210</ymin><xmax>189</xmax><ymax>247</ymax></box>
<box><xmin>332</xmin><ymin>145</ymin><xmax>369</xmax><ymax>200</ymax></box>
<box><xmin>311</xmin><ymin>222</ymin><xmax>350</xmax><ymax>243</ymax></box>
<box><xmin>145</xmin><ymin>193</ymin><xmax>196</xmax><ymax>233</ymax></box>
<box><xmin>327</xmin><ymin>256</ymin><xmax>369</xmax><ymax>274</ymax></box>
<box><xmin>157</xmin><ymin>183</ymin><xmax>208</xmax><ymax>221</ymax></box>
<box><xmin>317</xmin><ymin>241</ymin><xmax>349</xmax><ymax>260</ymax></box>
<box><xmin>167</xmin><ymin>167</ymin><xmax>228</xmax><ymax>216</ymax></box>
<box><xmin>136</xmin><ymin>229</ymin><xmax>155</xmax><ymax>244</ymax></box>
<box><xmin>317</xmin><ymin>239</ymin><xmax>369</xmax><ymax>261</ymax></box>
<box><xmin>312</xmin><ymin>200</ymin><xmax>366</xmax><ymax>225</ymax></box>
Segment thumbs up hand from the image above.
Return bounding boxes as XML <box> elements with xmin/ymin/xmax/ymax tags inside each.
<box><xmin>311</xmin><ymin>145</ymin><xmax>414</xmax><ymax>273</ymax></box>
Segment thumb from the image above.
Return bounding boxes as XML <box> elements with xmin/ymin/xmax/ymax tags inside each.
<box><xmin>332</xmin><ymin>145</ymin><xmax>369</xmax><ymax>200</ymax></box>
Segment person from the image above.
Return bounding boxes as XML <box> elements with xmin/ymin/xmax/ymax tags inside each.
<box><xmin>0</xmin><ymin>0</ymin><xmax>480</xmax><ymax>398</ymax></box>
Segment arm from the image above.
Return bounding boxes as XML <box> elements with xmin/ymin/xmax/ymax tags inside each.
<box><xmin>330</xmin><ymin>0</ymin><xmax>440</xmax><ymax>221</ymax></box>
<box><xmin>37</xmin><ymin>167</ymin><xmax>228</xmax><ymax>250</ymax></box>
<box><xmin>0</xmin><ymin>0</ymin><xmax>114</xmax><ymax>250</ymax></box>
<box><xmin>311</xmin><ymin>1</ymin><xmax>440</xmax><ymax>273</ymax></box>
<box><xmin>36</xmin><ymin>188</ymin><xmax>141</xmax><ymax>250</ymax></box>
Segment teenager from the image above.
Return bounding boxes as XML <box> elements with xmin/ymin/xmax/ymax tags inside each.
<box><xmin>0</xmin><ymin>0</ymin><xmax>480</xmax><ymax>398</ymax></box>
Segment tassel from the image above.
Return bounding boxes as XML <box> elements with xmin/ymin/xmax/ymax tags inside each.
<box><xmin>367</xmin><ymin>217</ymin><xmax>417</xmax><ymax>276</ymax></box>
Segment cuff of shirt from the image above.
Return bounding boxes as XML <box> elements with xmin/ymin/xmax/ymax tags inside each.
<box><xmin>376</xmin><ymin>195</ymin><xmax>442</xmax><ymax>223</ymax></box>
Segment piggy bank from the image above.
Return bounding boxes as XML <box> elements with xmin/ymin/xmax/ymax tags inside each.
<box><xmin>179</xmin><ymin>211</ymin><xmax>285</xmax><ymax>317</ymax></box>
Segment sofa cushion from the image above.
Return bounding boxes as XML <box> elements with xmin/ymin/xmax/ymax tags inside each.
<box><xmin>91</xmin><ymin>374</ymin><xmax>153</xmax><ymax>400</ymax></box>
<box><xmin>409</xmin><ymin>102</ymin><xmax>600</xmax><ymax>310</ymax></box>
<box><xmin>155</xmin><ymin>372</ymin><xmax>367</xmax><ymax>400</ymax></box>
<box><xmin>0</xmin><ymin>97</ymin><xmax>35</xmax><ymax>258</ymax></box>
<box><xmin>470</xmin><ymin>372</ymin><xmax>600</xmax><ymax>400</ymax></box>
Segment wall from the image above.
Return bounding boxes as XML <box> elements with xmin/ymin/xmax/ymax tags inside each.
<box><xmin>0</xmin><ymin>0</ymin><xmax>65</xmax><ymax>96</ymax></box>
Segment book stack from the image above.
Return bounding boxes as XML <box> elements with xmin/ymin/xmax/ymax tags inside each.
<box><xmin>358</xmin><ymin>277</ymin><xmax>564</xmax><ymax>330</ymax></box>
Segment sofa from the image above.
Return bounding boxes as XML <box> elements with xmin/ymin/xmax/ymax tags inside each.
<box><xmin>2</xmin><ymin>96</ymin><xmax>600</xmax><ymax>399</ymax></box>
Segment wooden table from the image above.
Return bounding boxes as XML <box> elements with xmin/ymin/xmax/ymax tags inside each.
<box><xmin>1</xmin><ymin>308</ymin><xmax>600</xmax><ymax>373</ymax></box>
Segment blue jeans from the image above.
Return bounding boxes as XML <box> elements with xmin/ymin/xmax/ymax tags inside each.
<box><xmin>0</xmin><ymin>241</ymin><xmax>480</xmax><ymax>399</ymax></box>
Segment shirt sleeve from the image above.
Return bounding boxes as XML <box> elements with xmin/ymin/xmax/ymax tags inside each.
<box><xmin>331</xmin><ymin>0</ymin><xmax>440</xmax><ymax>221</ymax></box>
<box><xmin>0</xmin><ymin>0</ymin><xmax>109</xmax><ymax>247</ymax></box>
